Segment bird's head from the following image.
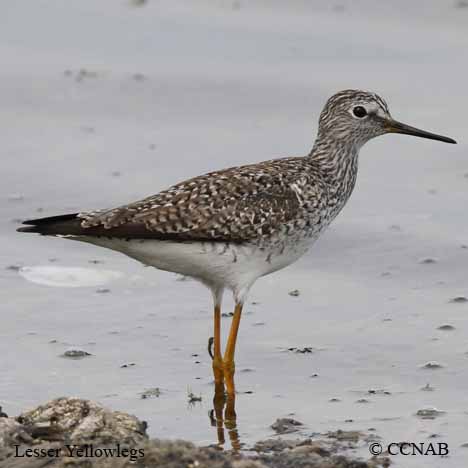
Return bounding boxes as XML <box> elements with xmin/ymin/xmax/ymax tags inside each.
<box><xmin>317</xmin><ymin>89</ymin><xmax>456</xmax><ymax>148</ymax></box>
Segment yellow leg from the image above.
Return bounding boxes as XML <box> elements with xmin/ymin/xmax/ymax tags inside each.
<box><xmin>212</xmin><ymin>304</ymin><xmax>225</xmax><ymax>388</ymax></box>
<box><xmin>223</xmin><ymin>302</ymin><xmax>243</xmax><ymax>396</ymax></box>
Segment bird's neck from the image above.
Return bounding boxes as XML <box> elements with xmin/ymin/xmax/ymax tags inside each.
<box><xmin>308</xmin><ymin>135</ymin><xmax>360</xmax><ymax>215</ymax></box>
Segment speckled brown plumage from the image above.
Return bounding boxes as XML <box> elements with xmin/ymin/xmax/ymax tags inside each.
<box><xmin>77</xmin><ymin>157</ymin><xmax>330</xmax><ymax>243</ymax></box>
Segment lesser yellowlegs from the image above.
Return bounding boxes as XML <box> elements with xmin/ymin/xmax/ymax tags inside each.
<box><xmin>18</xmin><ymin>89</ymin><xmax>456</xmax><ymax>397</ymax></box>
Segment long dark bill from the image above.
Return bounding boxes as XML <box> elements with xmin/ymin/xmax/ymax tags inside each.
<box><xmin>386</xmin><ymin>120</ymin><xmax>457</xmax><ymax>144</ymax></box>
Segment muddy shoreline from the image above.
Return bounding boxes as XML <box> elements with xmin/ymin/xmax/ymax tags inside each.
<box><xmin>0</xmin><ymin>398</ymin><xmax>388</xmax><ymax>468</ymax></box>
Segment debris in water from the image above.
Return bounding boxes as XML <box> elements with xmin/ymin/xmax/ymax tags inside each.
<box><xmin>187</xmin><ymin>389</ymin><xmax>202</xmax><ymax>405</ymax></box>
<box><xmin>421</xmin><ymin>383</ymin><xmax>435</xmax><ymax>392</ymax></box>
<box><xmin>120</xmin><ymin>363</ymin><xmax>136</xmax><ymax>368</ymax></box>
<box><xmin>287</xmin><ymin>347</ymin><xmax>313</xmax><ymax>354</ymax></box>
<box><xmin>96</xmin><ymin>288</ymin><xmax>111</xmax><ymax>294</ymax></box>
<box><xmin>368</xmin><ymin>389</ymin><xmax>391</xmax><ymax>395</ymax></box>
<box><xmin>288</xmin><ymin>289</ymin><xmax>300</xmax><ymax>297</ymax></box>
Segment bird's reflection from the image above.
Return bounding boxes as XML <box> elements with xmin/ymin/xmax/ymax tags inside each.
<box><xmin>209</xmin><ymin>382</ymin><xmax>241</xmax><ymax>450</ymax></box>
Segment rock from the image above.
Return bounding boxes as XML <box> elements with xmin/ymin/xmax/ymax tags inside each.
<box><xmin>450</xmin><ymin>296</ymin><xmax>467</xmax><ymax>303</ymax></box>
<box><xmin>326</xmin><ymin>429</ymin><xmax>362</xmax><ymax>442</ymax></box>
<box><xmin>288</xmin><ymin>289</ymin><xmax>300</xmax><ymax>297</ymax></box>
<box><xmin>61</xmin><ymin>349</ymin><xmax>92</xmax><ymax>359</ymax></box>
<box><xmin>140</xmin><ymin>388</ymin><xmax>161</xmax><ymax>399</ymax></box>
<box><xmin>0</xmin><ymin>398</ymin><xmax>380</xmax><ymax>467</ymax></box>
<box><xmin>421</xmin><ymin>361</ymin><xmax>443</xmax><ymax>370</ymax></box>
<box><xmin>17</xmin><ymin>398</ymin><xmax>147</xmax><ymax>445</ymax></box>
<box><xmin>419</xmin><ymin>257</ymin><xmax>437</xmax><ymax>264</ymax></box>
<box><xmin>416</xmin><ymin>407</ymin><xmax>446</xmax><ymax>419</ymax></box>
<box><xmin>253</xmin><ymin>438</ymin><xmax>296</xmax><ymax>453</ymax></box>
<box><xmin>0</xmin><ymin>417</ymin><xmax>33</xmax><ymax>449</ymax></box>
<box><xmin>437</xmin><ymin>324</ymin><xmax>455</xmax><ymax>331</ymax></box>
<box><xmin>270</xmin><ymin>418</ymin><xmax>303</xmax><ymax>434</ymax></box>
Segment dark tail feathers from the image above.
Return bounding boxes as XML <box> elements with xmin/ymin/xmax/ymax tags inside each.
<box><xmin>17</xmin><ymin>213</ymin><xmax>81</xmax><ymax>235</ymax></box>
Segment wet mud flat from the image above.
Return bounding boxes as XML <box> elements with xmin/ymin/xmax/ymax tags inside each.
<box><xmin>0</xmin><ymin>398</ymin><xmax>388</xmax><ymax>468</ymax></box>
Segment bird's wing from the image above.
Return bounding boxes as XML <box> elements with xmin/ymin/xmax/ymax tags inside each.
<box><xmin>77</xmin><ymin>158</ymin><xmax>326</xmax><ymax>242</ymax></box>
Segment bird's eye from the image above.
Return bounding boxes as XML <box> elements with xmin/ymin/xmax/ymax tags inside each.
<box><xmin>352</xmin><ymin>106</ymin><xmax>367</xmax><ymax>118</ymax></box>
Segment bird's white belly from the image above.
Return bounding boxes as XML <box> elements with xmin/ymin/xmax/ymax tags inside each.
<box><xmin>80</xmin><ymin>236</ymin><xmax>312</xmax><ymax>293</ymax></box>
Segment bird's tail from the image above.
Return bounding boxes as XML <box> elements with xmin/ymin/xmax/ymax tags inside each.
<box><xmin>17</xmin><ymin>213</ymin><xmax>82</xmax><ymax>236</ymax></box>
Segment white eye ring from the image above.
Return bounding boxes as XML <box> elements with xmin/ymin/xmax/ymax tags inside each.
<box><xmin>352</xmin><ymin>106</ymin><xmax>367</xmax><ymax>118</ymax></box>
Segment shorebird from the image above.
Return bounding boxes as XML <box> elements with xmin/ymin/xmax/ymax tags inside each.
<box><xmin>18</xmin><ymin>90</ymin><xmax>456</xmax><ymax>397</ymax></box>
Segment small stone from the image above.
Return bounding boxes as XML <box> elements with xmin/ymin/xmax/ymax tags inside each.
<box><xmin>140</xmin><ymin>388</ymin><xmax>161</xmax><ymax>399</ymax></box>
<box><xmin>450</xmin><ymin>296</ymin><xmax>467</xmax><ymax>303</ymax></box>
<box><xmin>253</xmin><ymin>439</ymin><xmax>295</xmax><ymax>453</ymax></box>
<box><xmin>61</xmin><ymin>349</ymin><xmax>92</xmax><ymax>359</ymax></box>
<box><xmin>329</xmin><ymin>398</ymin><xmax>341</xmax><ymax>403</ymax></box>
<box><xmin>416</xmin><ymin>407</ymin><xmax>446</xmax><ymax>419</ymax></box>
<box><xmin>326</xmin><ymin>430</ymin><xmax>361</xmax><ymax>442</ymax></box>
<box><xmin>270</xmin><ymin>418</ymin><xmax>303</xmax><ymax>434</ymax></box>
<box><xmin>96</xmin><ymin>288</ymin><xmax>110</xmax><ymax>294</ymax></box>
<box><xmin>310</xmin><ymin>373</ymin><xmax>319</xmax><ymax>378</ymax></box>
<box><xmin>111</xmin><ymin>171</ymin><xmax>121</xmax><ymax>177</ymax></box>
<box><xmin>120</xmin><ymin>363</ymin><xmax>136</xmax><ymax>368</ymax></box>
<box><xmin>222</xmin><ymin>312</ymin><xmax>234</xmax><ymax>317</ymax></box>
<box><xmin>419</xmin><ymin>257</ymin><xmax>437</xmax><ymax>264</ymax></box>
<box><xmin>437</xmin><ymin>324</ymin><xmax>455</xmax><ymax>331</ymax></box>
<box><xmin>288</xmin><ymin>289</ymin><xmax>300</xmax><ymax>297</ymax></box>
<box><xmin>133</xmin><ymin>73</ymin><xmax>146</xmax><ymax>81</ymax></box>
<box><xmin>421</xmin><ymin>361</ymin><xmax>443</xmax><ymax>370</ymax></box>
<box><xmin>356</xmin><ymin>398</ymin><xmax>370</xmax><ymax>404</ymax></box>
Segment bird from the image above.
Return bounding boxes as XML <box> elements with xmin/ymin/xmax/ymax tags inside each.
<box><xmin>17</xmin><ymin>89</ymin><xmax>456</xmax><ymax>397</ymax></box>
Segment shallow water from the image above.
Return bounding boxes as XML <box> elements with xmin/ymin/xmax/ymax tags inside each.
<box><xmin>1</xmin><ymin>1</ymin><xmax>467</xmax><ymax>466</ymax></box>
